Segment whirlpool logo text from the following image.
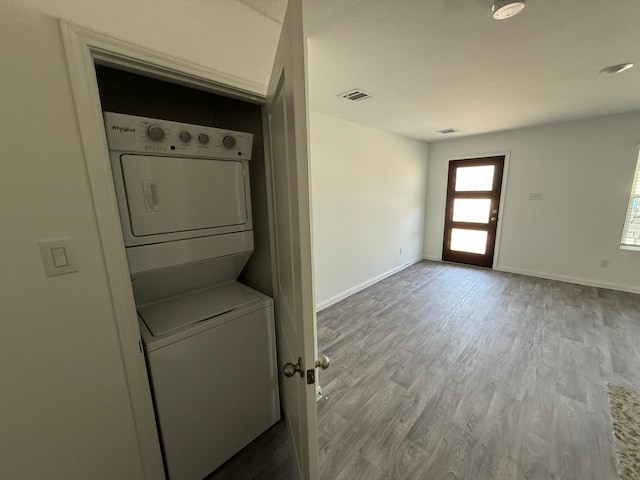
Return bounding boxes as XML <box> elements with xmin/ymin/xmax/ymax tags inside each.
<box><xmin>111</xmin><ymin>124</ymin><xmax>136</xmax><ymax>133</ymax></box>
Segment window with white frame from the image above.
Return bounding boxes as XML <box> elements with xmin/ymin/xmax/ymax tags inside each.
<box><xmin>621</xmin><ymin>151</ymin><xmax>640</xmax><ymax>249</ymax></box>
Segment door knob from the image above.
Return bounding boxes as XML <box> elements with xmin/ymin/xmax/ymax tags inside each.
<box><xmin>315</xmin><ymin>354</ymin><xmax>330</xmax><ymax>370</ymax></box>
<box><xmin>283</xmin><ymin>357</ymin><xmax>303</xmax><ymax>378</ymax></box>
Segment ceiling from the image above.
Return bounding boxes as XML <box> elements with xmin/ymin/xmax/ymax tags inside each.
<box><xmin>237</xmin><ymin>0</ymin><xmax>640</xmax><ymax>142</ymax></box>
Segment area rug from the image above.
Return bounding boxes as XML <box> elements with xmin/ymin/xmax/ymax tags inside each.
<box><xmin>608</xmin><ymin>384</ymin><xmax>640</xmax><ymax>480</ymax></box>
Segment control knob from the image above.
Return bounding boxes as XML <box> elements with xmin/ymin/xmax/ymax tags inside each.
<box><xmin>179</xmin><ymin>131</ymin><xmax>192</xmax><ymax>142</ymax></box>
<box><xmin>223</xmin><ymin>135</ymin><xmax>236</xmax><ymax>149</ymax></box>
<box><xmin>147</xmin><ymin>125</ymin><xmax>165</xmax><ymax>141</ymax></box>
<box><xmin>198</xmin><ymin>133</ymin><xmax>210</xmax><ymax>145</ymax></box>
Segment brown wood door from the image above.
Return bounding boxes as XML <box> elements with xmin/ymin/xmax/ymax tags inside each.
<box><xmin>442</xmin><ymin>156</ymin><xmax>505</xmax><ymax>268</ymax></box>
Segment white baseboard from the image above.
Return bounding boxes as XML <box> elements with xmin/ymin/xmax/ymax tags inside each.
<box><xmin>420</xmin><ymin>257</ymin><xmax>638</xmax><ymax>294</ymax></box>
<box><xmin>315</xmin><ymin>258</ymin><xmax>423</xmax><ymax>312</ymax></box>
<box><xmin>494</xmin><ymin>264</ymin><xmax>640</xmax><ymax>294</ymax></box>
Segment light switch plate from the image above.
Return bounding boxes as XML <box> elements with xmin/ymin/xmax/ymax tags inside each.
<box><xmin>39</xmin><ymin>237</ymin><xmax>78</xmax><ymax>277</ymax></box>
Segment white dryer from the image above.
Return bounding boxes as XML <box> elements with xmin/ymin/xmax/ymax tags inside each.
<box><xmin>104</xmin><ymin>112</ymin><xmax>280</xmax><ymax>480</ymax></box>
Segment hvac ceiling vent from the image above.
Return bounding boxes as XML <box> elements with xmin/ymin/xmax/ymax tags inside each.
<box><xmin>437</xmin><ymin>128</ymin><xmax>458</xmax><ymax>134</ymax></box>
<box><xmin>339</xmin><ymin>89</ymin><xmax>373</xmax><ymax>102</ymax></box>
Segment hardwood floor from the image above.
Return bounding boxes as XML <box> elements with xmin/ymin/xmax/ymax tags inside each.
<box><xmin>206</xmin><ymin>420</ymin><xmax>295</xmax><ymax>480</ymax></box>
<box><xmin>212</xmin><ymin>260</ymin><xmax>640</xmax><ymax>479</ymax></box>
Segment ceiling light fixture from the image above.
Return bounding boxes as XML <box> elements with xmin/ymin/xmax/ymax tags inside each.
<box><xmin>492</xmin><ymin>0</ymin><xmax>526</xmax><ymax>20</ymax></box>
<box><xmin>599</xmin><ymin>63</ymin><xmax>635</xmax><ymax>75</ymax></box>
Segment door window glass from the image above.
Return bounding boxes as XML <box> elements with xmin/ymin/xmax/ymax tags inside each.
<box><xmin>452</xmin><ymin>199</ymin><xmax>492</xmax><ymax>224</ymax></box>
<box><xmin>455</xmin><ymin>165</ymin><xmax>495</xmax><ymax>191</ymax></box>
<box><xmin>450</xmin><ymin>228</ymin><xmax>488</xmax><ymax>255</ymax></box>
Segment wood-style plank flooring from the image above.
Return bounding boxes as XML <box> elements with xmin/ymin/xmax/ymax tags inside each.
<box><xmin>210</xmin><ymin>261</ymin><xmax>640</xmax><ymax>479</ymax></box>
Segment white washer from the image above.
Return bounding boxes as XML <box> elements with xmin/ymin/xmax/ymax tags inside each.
<box><xmin>138</xmin><ymin>282</ymin><xmax>279</xmax><ymax>480</ymax></box>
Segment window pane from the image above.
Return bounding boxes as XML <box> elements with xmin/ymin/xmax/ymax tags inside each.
<box><xmin>455</xmin><ymin>165</ymin><xmax>495</xmax><ymax>192</ymax></box>
<box><xmin>622</xmin><ymin>197</ymin><xmax>640</xmax><ymax>246</ymax></box>
<box><xmin>452</xmin><ymin>199</ymin><xmax>491</xmax><ymax>223</ymax></box>
<box><xmin>621</xmin><ymin>152</ymin><xmax>640</xmax><ymax>248</ymax></box>
<box><xmin>450</xmin><ymin>228</ymin><xmax>487</xmax><ymax>254</ymax></box>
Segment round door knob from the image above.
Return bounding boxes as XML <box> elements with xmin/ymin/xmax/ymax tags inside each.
<box><xmin>179</xmin><ymin>130</ymin><xmax>192</xmax><ymax>142</ymax></box>
<box><xmin>282</xmin><ymin>357</ymin><xmax>303</xmax><ymax>378</ymax></box>
<box><xmin>198</xmin><ymin>133</ymin><xmax>210</xmax><ymax>144</ymax></box>
<box><xmin>147</xmin><ymin>125</ymin><xmax>165</xmax><ymax>141</ymax></box>
<box><xmin>315</xmin><ymin>355</ymin><xmax>330</xmax><ymax>370</ymax></box>
<box><xmin>223</xmin><ymin>135</ymin><xmax>236</xmax><ymax>149</ymax></box>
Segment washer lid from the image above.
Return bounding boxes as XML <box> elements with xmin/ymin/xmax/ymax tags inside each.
<box><xmin>138</xmin><ymin>283</ymin><xmax>261</xmax><ymax>336</ymax></box>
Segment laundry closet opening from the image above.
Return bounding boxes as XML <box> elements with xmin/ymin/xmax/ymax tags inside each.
<box><xmin>94</xmin><ymin>64</ymin><xmax>281</xmax><ymax>479</ymax></box>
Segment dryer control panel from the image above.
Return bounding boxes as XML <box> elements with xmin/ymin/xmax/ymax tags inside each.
<box><xmin>103</xmin><ymin>112</ymin><xmax>253</xmax><ymax>160</ymax></box>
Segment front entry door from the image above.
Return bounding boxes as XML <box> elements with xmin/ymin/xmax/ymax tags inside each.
<box><xmin>265</xmin><ymin>0</ymin><xmax>319</xmax><ymax>479</ymax></box>
<box><xmin>442</xmin><ymin>156</ymin><xmax>505</xmax><ymax>268</ymax></box>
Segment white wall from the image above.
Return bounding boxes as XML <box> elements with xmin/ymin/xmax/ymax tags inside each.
<box><xmin>310</xmin><ymin>112</ymin><xmax>429</xmax><ymax>309</ymax></box>
<box><xmin>425</xmin><ymin>112</ymin><xmax>640</xmax><ymax>293</ymax></box>
<box><xmin>0</xmin><ymin>1</ymin><xmax>279</xmax><ymax>479</ymax></box>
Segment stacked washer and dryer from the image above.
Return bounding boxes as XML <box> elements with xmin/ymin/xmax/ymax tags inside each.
<box><xmin>104</xmin><ymin>112</ymin><xmax>280</xmax><ymax>480</ymax></box>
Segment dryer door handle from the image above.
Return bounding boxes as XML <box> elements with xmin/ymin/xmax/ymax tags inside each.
<box><xmin>142</xmin><ymin>180</ymin><xmax>160</xmax><ymax>212</ymax></box>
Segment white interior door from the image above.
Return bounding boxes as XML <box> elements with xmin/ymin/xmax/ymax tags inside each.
<box><xmin>265</xmin><ymin>0</ymin><xmax>319</xmax><ymax>479</ymax></box>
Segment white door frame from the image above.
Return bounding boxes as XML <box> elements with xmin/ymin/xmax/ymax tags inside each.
<box><xmin>60</xmin><ymin>20</ymin><xmax>269</xmax><ymax>479</ymax></box>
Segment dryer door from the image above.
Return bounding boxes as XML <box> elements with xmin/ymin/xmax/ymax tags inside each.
<box><xmin>120</xmin><ymin>154</ymin><xmax>248</xmax><ymax>237</ymax></box>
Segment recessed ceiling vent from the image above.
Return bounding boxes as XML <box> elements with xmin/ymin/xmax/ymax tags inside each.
<box><xmin>437</xmin><ymin>128</ymin><xmax>458</xmax><ymax>134</ymax></box>
<box><xmin>339</xmin><ymin>89</ymin><xmax>373</xmax><ymax>102</ymax></box>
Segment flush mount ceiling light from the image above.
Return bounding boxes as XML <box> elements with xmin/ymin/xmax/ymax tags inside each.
<box><xmin>492</xmin><ymin>0</ymin><xmax>526</xmax><ymax>20</ymax></box>
<box><xmin>599</xmin><ymin>63</ymin><xmax>635</xmax><ymax>75</ymax></box>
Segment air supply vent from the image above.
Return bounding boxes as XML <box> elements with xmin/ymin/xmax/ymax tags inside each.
<box><xmin>339</xmin><ymin>89</ymin><xmax>373</xmax><ymax>102</ymax></box>
<box><xmin>437</xmin><ymin>128</ymin><xmax>458</xmax><ymax>134</ymax></box>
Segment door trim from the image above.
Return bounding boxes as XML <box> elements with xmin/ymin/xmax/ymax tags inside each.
<box><xmin>60</xmin><ymin>20</ymin><xmax>268</xmax><ymax>479</ymax></box>
<box><xmin>438</xmin><ymin>151</ymin><xmax>510</xmax><ymax>268</ymax></box>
